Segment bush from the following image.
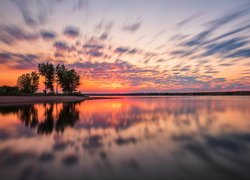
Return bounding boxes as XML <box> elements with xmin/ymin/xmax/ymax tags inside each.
<box><xmin>0</xmin><ymin>86</ymin><xmax>20</xmax><ymax>95</ymax></box>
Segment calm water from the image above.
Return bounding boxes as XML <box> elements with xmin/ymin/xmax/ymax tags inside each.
<box><xmin>0</xmin><ymin>96</ymin><xmax>250</xmax><ymax>180</ymax></box>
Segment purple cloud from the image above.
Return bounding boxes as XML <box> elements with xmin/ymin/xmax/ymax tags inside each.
<box><xmin>41</xmin><ymin>30</ymin><xmax>57</xmax><ymax>40</ymax></box>
<box><xmin>122</xmin><ymin>22</ymin><xmax>141</xmax><ymax>33</ymax></box>
<box><xmin>0</xmin><ymin>52</ymin><xmax>40</xmax><ymax>69</ymax></box>
<box><xmin>115</xmin><ymin>47</ymin><xmax>129</xmax><ymax>53</ymax></box>
<box><xmin>82</xmin><ymin>44</ymin><xmax>104</xmax><ymax>49</ymax></box>
<box><xmin>63</xmin><ymin>26</ymin><xmax>80</xmax><ymax>38</ymax></box>
<box><xmin>0</xmin><ymin>26</ymin><xmax>39</xmax><ymax>44</ymax></box>
<box><xmin>53</xmin><ymin>41</ymin><xmax>76</xmax><ymax>52</ymax></box>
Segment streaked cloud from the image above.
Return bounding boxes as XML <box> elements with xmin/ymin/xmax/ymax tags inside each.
<box><xmin>0</xmin><ymin>26</ymin><xmax>39</xmax><ymax>44</ymax></box>
<box><xmin>0</xmin><ymin>0</ymin><xmax>249</xmax><ymax>92</ymax></box>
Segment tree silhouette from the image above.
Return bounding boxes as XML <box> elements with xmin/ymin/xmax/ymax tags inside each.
<box><xmin>16</xmin><ymin>71</ymin><xmax>39</xmax><ymax>94</ymax></box>
<box><xmin>38</xmin><ymin>63</ymin><xmax>55</xmax><ymax>93</ymax></box>
<box><xmin>55</xmin><ymin>64</ymin><xmax>66</xmax><ymax>94</ymax></box>
<box><xmin>60</xmin><ymin>69</ymin><xmax>80</xmax><ymax>94</ymax></box>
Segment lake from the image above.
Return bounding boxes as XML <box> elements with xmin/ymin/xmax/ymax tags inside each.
<box><xmin>0</xmin><ymin>96</ymin><xmax>250</xmax><ymax>180</ymax></box>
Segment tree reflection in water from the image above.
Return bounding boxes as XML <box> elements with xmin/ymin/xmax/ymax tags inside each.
<box><xmin>56</xmin><ymin>103</ymin><xmax>79</xmax><ymax>132</ymax></box>
<box><xmin>37</xmin><ymin>104</ymin><xmax>55</xmax><ymax>134</ymax></box>
<box><xmin>0</xmin><ymin>102</ymin><xmax>80</xmax><ymax>135</ymax></box>
<box><xmin>18</xmin><ymin>105</ymin><xmax>39</xmax><ymax>128</ymax></box>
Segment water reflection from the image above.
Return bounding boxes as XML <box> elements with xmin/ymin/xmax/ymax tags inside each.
<box><xmin>0</xmin><ymin>97</ymin><xmax>250</xmax><ymax>180</ymax></box>
<box><xmin>0</xmin><ymin>102</ymin><xmax>79</xmax><ymax>135</ymax></box>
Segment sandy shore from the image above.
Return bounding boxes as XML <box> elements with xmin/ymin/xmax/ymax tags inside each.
<box><xmin>0</xmin><ymin>96</ymin><xmax>88</xmax><ymax>106</ymax></box>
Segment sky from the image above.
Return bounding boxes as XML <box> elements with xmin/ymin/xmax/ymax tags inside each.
<box><xmin>0</xmin><ymin>0</ymin><xmax>249</xmax><ymax>93</ymax></box>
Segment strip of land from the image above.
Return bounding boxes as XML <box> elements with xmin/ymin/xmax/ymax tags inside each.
<box><xmin>0</xmin><ymin>96</ymin><xmax>123</xmax><ymax>106</ymax></box>
<box><xmin>0</xmin><ymin>91</ymin><xmax>249</xmax><ymax>106</ymax></box>
<box><xmin>0</xmin><ymin>96</ymin><xmax>88</xmax><ymax>106</ymax></box>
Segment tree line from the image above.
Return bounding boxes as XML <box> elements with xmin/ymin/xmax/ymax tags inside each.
<box><xmin>0</xmin><ymin>63</ymin><xmax>80</xmax><ymax>95</ymax></box>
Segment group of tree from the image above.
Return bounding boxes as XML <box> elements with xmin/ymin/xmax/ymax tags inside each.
<box><xmin>0</xmin><ymin>63</ymin><xmax>80</xmax><ymax>95</ymax></box>
<box><xmin>38</xmin><ymin>63</ymin><xmax>80</xmax><ymax>94</ymax></box>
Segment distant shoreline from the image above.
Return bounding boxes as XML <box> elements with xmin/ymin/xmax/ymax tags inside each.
<box><xmin>86</xmin><ymin>91</ymin><xmax>250</xmax><ymax>96</ymax></box>
<box><xmin>0</xmin><ymin>91</ymin><xmax>249</xmax><ymax>106</ymax></box>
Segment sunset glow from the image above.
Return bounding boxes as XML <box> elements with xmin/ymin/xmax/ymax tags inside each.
<box><xmin>0</xmin><ymin>0</ymin><xmax>249</xmax><ymax>93</ymax></box>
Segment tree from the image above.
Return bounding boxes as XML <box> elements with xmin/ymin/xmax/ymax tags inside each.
<box><xmin>38</xmin><ymin>63</ymin><xmax>55</xmax><ymax>93</ymax></box>
<box><xmin>38</xmin><ymin>63</ymin><xmax>80</xmax><ymax>94</ymax></box>
<box><xmin>30</xmin><ymin>71</ymin><xmax>40</xmax><ymax>93</ymax></box>
<box><xmin>16</xmin><ymin>71</ymin><xmax>39</xmax><ymax>94</ymax></box>
<box><xmin>55</xmin><ymin>64</ymin><xmax>66</xmax><ymax>94</ymax></box>
<box><xmin>59</xmin><ymin>69</ymin><xmax>80</xmax><ymax>94</ymax></box>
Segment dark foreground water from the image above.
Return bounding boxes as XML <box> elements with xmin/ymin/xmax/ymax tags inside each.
<box><xmin>0</xmin><ymin>96</ymin><xmax>250</xmax><ymax>180</ymax></box>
